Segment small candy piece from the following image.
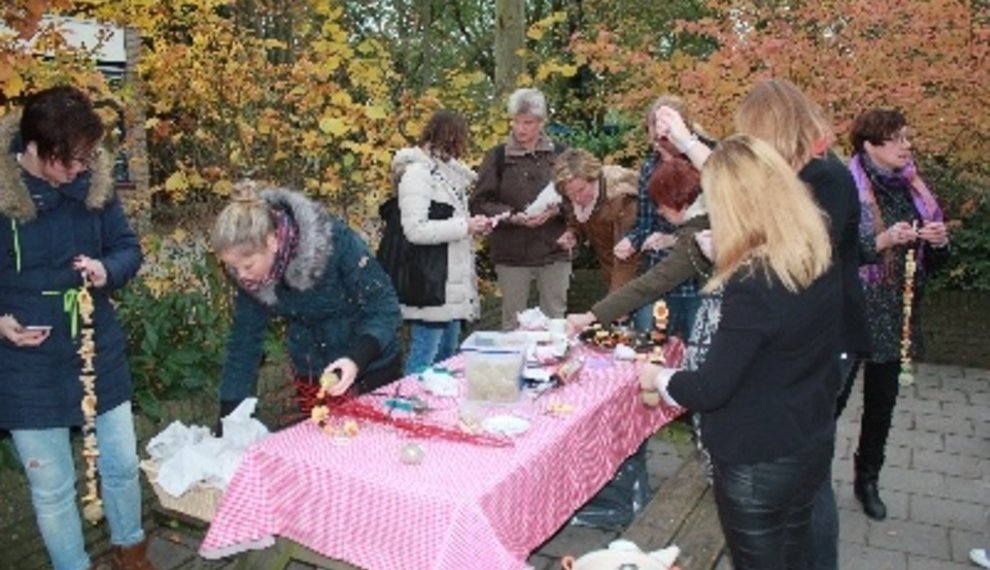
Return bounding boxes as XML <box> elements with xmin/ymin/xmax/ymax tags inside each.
<box><xmin>399</xmin><ymin>442</ymin><xmax>425</xmax><ymax>465</ymax></box>
<box><xmin>320</xmin><ymin>369</ymin><xmax>339</xmax><ymax>390</ymax></box>
<box><xmin>898</xmin><ymin>371</ymin><xmax>914</xmax><ymax>386</ymax></box>
<box><xmin>82</xmin><ymin>500</ymin><xmax>104</xmax><ymax>524</ymax></box>
<box><xmin>311</xmin><ymin>405</ymin><xmax>329</xmax><ymax>424</ymax></box>
<box><xmin>641</xmin><ymin>391</ymin><xmax>661</xmax><ymax>408</ymax></box>
<box><xmin>342</xmin><ymin>420</ymin><xmax>359</xmax><ymax>437</ymax></box>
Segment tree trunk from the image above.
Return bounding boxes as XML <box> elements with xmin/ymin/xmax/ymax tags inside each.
<box><xmin>494</xmin><ymin>0</ymin><xmax>525</xmax><ymax>97</ymax></box>
<box><xmin>122</xmin><ymin>26</ymin><xmax>151</xmax><ymax>231</ymax></box>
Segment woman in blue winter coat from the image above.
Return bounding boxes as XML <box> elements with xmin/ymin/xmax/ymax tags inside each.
<box><xmin>0</xmin><ymin>86</ymin><xmax>152</xmax><ymax>570</ymax></box>
<box><xmin>212</xmin><ymin>183</ymin><xmax>403</xmax><ymax>418</ymax></box>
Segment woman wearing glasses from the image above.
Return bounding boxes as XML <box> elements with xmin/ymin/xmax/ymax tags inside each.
<box><xmin>838</xmin><ymin>109</ymin><xmax>950</xmax><ymax>521</ymax></box>
<box><xmin>0</xmin><ymin>86</ymin><xmax>151</xmax><ymax>569</ymax></box>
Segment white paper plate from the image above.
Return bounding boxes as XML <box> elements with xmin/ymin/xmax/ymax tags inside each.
<box><xmin>481</xmin><ymin>415</ymin><xmax>531</xmax><ymax>437</ymax></box>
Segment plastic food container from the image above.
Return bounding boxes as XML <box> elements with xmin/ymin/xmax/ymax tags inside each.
<box><xmin>460</xmin><ymin>332</ymin><xmax>531</xmax><ymax>403</ymax></box>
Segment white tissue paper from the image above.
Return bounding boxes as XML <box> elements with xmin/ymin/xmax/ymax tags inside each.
<box><xmin>516</xmin><ymin>307</ymin><xmax>550</xmax><ymax>331</ymax></box>
<box><xmin>419</xmin><ymin>367</ymin><xmax>459</xmax><ymax>397</ymax></box>
<box><xmin>146</xmin><ymin>398</ymin><xmax>269</xmax><ymax>497</ymax></box>
<box><xmin>523</xmin><ymin>181</ymin><xmax>561</xmax><ymax>217</ymax></box>
<box><xmin>613</xmin><ymin>344</ymin><xmax>637</xmax><ymax>361</ymax></box>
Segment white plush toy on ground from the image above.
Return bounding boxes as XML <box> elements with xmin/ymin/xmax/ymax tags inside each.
<box><xmin>561</xmin><ymin>539</ymin><xmax>680</xmax><ymax>570</ymax></box>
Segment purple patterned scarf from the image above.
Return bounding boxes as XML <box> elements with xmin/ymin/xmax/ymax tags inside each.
<box><xmin>849</xmin><ymin>153</ymin><xmax>943</xmax><ymax>285</ymax></box>
<box><xmin>238</xmin><ymin>207</ymin><xmax>299</xmax><ymax>291</ymax></box>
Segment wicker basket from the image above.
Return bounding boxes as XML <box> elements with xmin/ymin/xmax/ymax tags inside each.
<box><xmin>140</xmin><ymin>460</ymin><xmax>222</xmax><ymax>522</ymax></box>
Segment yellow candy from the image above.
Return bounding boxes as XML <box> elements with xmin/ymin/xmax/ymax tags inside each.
<box><xmin>320</xmin><ymin>369</ymin><xmax>339</xmax><ymax>390</ymax></box>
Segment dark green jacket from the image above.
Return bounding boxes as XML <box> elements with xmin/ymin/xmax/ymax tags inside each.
<box><xmin>592</xmin><ymin>214</ymin><xmax>711</xmax><ymax>324</ymax></box>
<box><xmin>219</xmin><ymin>189</ymin><xmax>401</xmax><ymax>402</ymax></box>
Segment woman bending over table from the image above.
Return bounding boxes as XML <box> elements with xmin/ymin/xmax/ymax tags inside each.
<box><xmin>644</xmin><ymin>135</ymin><xmax>841</xmax><ymax>570</ymax></box>
<box><xmin>213</xmin><ymin>183</ymin><xmax>402</xmax><ymax>422</ymax></box>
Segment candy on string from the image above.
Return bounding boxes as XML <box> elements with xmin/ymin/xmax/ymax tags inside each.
<box><xmin>899</xmin><ymin>223</ymin><xmax>919</xmax><ymax>387</ymax></box>
<box><xmin>76</xmin><ymin>274</ymin><xmax>103</xmax><ymax>524</ymax></box>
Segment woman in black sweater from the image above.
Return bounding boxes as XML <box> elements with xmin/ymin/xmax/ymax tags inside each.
<box><xmin>644</xmin><ymin>135</ymin><xmax>841</xmax><ymax>570</ymax></box>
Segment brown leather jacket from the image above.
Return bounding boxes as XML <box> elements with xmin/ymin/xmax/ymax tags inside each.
<box><xmin>565</xmin><ymin>178</ymin><xmax>640</xmax><ymax>292</ymax></box>
<box><xmin>469</xmin><ymin>134</ymin><xmax>569</xmax><ymax>266</ymax></box>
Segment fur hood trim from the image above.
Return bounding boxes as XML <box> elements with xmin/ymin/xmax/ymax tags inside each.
<box><xmin>390</xmin><ymin>146</ymin><xmax>477</xmax><ymax>189</ymax></box>
<box><xmin>0</xmin><ymin>113</ymin><xmax>115</xmax><ymax>222</ymax></box>
<box><xmin>251</xmin><ymin>187</ymin><xmax>335</xmax><ymax>305</ymax></box>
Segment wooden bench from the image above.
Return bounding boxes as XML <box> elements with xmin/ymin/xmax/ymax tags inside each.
<box><xmin>622</xmin><ymin>455</ymin><xmax>729</xmax><ymax>570</ymax></box>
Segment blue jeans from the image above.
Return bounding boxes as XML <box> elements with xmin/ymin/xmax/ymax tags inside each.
<box><xmin>12</xmin><ymin>401</ymin><xmax>145</xmax><ymax>570</ymax></box>
<box><xmin>809</xmin><ymin>354</ymin><xmax>860</xmax><ymax>570</ymax></box>
<box><xmin>404</xmin><ymin>320</ymin><xmax>462</xmax><ymax>375</ymax></box>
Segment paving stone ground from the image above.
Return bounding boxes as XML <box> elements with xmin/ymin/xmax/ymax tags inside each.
<box><xmin>134</xmin><ymin>363</ymin><xmax>990</xmax><ymax>570</ymax></box>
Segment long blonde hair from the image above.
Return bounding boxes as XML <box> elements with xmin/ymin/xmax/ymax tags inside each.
<box><xmin>703</xmin><ymin>135</ymin><xmax>832</xmax><ymax>292</ymax></box>
<box><xmin>734</xmin><ymin>79</ymin><xmax>833</xmax><ymax>170</ymax></box>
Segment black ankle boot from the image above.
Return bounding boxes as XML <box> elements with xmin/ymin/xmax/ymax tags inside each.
<box><xmin>854</xmin><ymin>453</ymin><xmax>887</xmax><ymax>521</ymax></box>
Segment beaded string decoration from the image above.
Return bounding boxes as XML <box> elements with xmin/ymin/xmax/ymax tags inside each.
<box><xmin>76</xmin><ymin>275</ymin><xmax>103</xmax><ymax>524</ymax></box>
<box><xmin>648</xmin><ymin>300</ymin><xmax>670</xmax><ymax>364</ymax></box>
<box><xmin>899</xmin><ymin>229</ymin><xmax>919</xmax><ymax>388</ymax></box>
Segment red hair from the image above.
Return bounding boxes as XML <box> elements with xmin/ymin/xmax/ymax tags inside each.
<box><xmin>648</xmin><ymin>157</ymin><xmax>701</xmax><ymax>210</ymax></box>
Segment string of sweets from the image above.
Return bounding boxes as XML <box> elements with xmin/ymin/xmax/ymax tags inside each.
<box><xmin>77</xmin><ymin>276</ymin><xmax>103</xmax><ymax>523</ymax></box>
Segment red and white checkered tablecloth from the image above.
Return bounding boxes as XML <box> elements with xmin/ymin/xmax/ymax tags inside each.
<box><xmin>199</xmin><ymin>349</ymin><xmax>683</xmax><ymax>570</ymax></box>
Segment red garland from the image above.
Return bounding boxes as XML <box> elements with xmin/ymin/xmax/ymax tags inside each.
<box><xmin>293</xmin><ymin>381</ymin><xmax>513</xmax><ymax>448</ymax></box>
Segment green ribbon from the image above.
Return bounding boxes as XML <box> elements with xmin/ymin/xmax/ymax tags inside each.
<box><xmin>10</xmin><ymin>219</ymin><xmax>21</xmax><ymax>273</ymax></box>
<box><xmin>42</xmin><ymin>288</ymin><xmax>82</xmax><ymax>338</ymax></box>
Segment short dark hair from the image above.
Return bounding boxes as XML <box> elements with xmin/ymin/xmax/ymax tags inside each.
<box><xmin>648</xmin><ymin>157</ymin><xmax>701</xmax><ymax>211</ymax></box>
<box><xmin>849</xmin><ymin>109</ymin><xmax>907</xmax><ymax>154</ymax></box>
<box><xmin>418</xmin><ymin>109</ymin><xmax>469</xmax><ymax>160</ymax></box>
<box><xmin>20</xmin><ymin>85</ymin><xmax>105</xmax><ymax>165</ymax></box>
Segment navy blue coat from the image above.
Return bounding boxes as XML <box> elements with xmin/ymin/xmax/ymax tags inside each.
<box><xmin>0</xmin><ymin>119</ymin><xmax>142</xmax><ymax>430</ymax></box>
<box><xmin>219</xmin><ymin>189</ymin><xmax>402</xmax><ymax>403</ymax></box>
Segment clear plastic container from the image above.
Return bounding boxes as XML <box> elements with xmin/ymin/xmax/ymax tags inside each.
<box><xmin>460</xmin><ymin>332</ymin><xmax>530</xmax><ymax>404</ymax></box>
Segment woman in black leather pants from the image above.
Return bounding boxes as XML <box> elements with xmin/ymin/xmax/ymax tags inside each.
<box><xmin>644</xmin><ymin>134</ymin><xmax>842</xmax><ymax>570</ymax></box>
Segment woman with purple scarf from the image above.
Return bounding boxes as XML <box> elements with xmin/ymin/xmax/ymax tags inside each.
<box><xmin>837</xmin><ymin>109</ymin><xmax>950</xmax><ymax>521</ymax></box>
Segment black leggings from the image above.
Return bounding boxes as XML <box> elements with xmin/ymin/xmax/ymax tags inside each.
<box><xmin>835</xmin><ymin>360</ymin><xmax>900</xmax><ymax>467</ymax></box>
<box><xmin>713</xmin><ymin>436</ymin><xmax>834</xmax><ymax>570</ymax></box>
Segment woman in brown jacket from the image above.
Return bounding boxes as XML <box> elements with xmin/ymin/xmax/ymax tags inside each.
<box><xmin>553</xmin><ymin>148</ymin><xmax>640</xmax><ymax>293</ymax></box>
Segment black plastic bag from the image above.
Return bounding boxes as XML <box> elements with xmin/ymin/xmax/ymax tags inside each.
<box><xmin>377</xmin><ymin>197</ymin><xmax>453</xmax><ymax>307</ymax></box>
<box><xmin>570</xmin><ymin>441</ymin><xmax>651</xmax><ymax>530</ymax></box>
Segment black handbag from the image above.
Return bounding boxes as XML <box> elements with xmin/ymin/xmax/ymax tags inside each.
<box><xmin>376</xmin><ymin>196</ymin><xmax>454</xmax><ymax>307</ymax></box>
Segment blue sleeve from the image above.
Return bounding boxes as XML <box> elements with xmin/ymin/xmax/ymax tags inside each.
<box><xmin>98</xmin><ymin>195</ymin><xmax>143</xmax><ymax>290</ymax></box>
<box><xmin>624</xmin><ymin>157</ymin><xmax>659</xmax><ymax>248</ymax></box>
<box><xmin>219</xmin><ymin>289</ymin><xmax>271</xmax><ymax>402</ymax></box>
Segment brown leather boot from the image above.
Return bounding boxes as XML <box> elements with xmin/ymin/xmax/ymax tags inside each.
<box><xmin>110</xmin><ymin>539</ymin><xmax>155</xmax><ymax>570</ymax></box>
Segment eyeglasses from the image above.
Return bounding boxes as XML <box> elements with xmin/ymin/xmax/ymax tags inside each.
<box><xmin>66</xmin><ymin>147</ymin><xmax>99</xmax><ymax>169</ymax></box>
<box><xmin>884</xmin><ymin>131</ymin><xmax>911</xmax><ymax>145</ymax></box>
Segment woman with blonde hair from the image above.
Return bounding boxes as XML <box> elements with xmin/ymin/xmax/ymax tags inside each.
<box><xmin>553</xmin><ymin>148</ymin><xmax>640</xmax><ymax>292</ymax></box>
<box><xmin>735</xmin><ymin>78</ymin><xmax>871</xmax><ymax>570</ymax></box>
<box><xmin>212</xmin><ymin>183</ymin><xmax>402</xmax><ymax>423</ymax></box>
<box><xmin>643</xmin><ymin>135</ymin><xmax>840</xmax><ymax>570</ymax></box>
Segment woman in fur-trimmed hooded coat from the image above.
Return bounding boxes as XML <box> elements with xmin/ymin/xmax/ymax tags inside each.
<box><xmin>0</xmin><ymin>113</ymin><xmax>142</xmax><ymax>431</ymax></box>
<box><xmin>216</xmin><ymin>187</ymin><xmax>403</xmax><ymax>415</ymax></box>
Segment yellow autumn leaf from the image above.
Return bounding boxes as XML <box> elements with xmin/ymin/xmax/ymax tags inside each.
<box><xmin>364</xmin><ymin>105</ymin><xmax>387</xmax><ymax>120</ymax></box>
<box><xmin>164</xmin><ymin>172</ymin><xmax>188</xmax><ymax>192</ymax></box>
<box><xmin>319</xmin><ymin>117</ymin><xmax>349</xmax><ymax>136</ymax></box>
<box><xmin>213</xmin><ymin>180</ymin><xmax>234</xmax><ymax>196</ymax></box>
<box><xmin>2</xmin><ymin>71</ymin><xmax>25</xmax><ymax>99</ymax></box>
